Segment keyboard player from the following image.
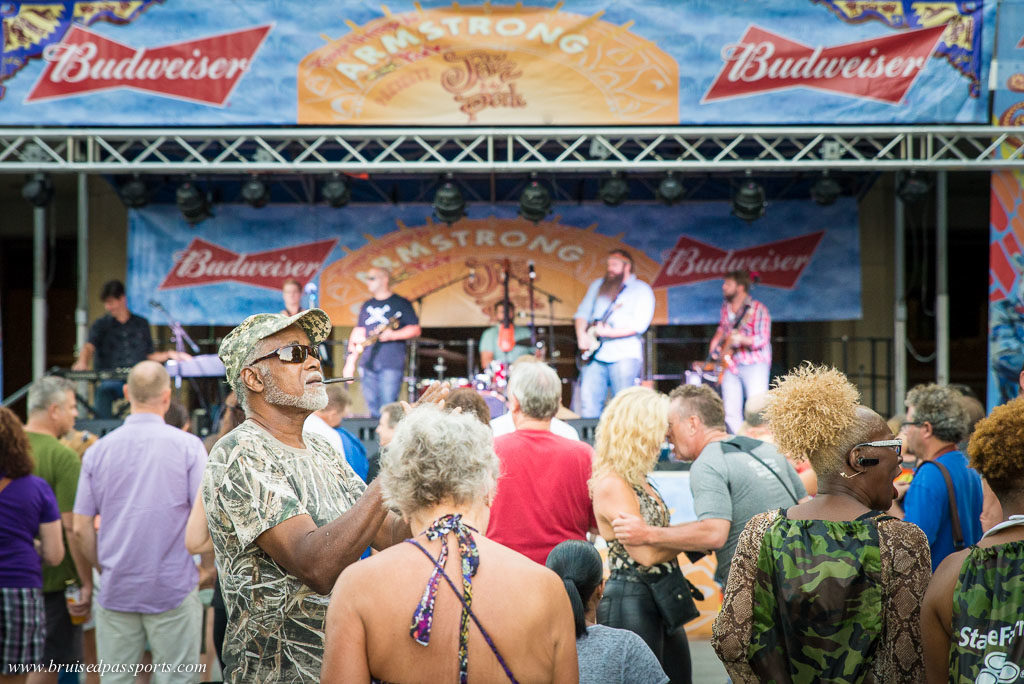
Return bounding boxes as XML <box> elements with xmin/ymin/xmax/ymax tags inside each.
<box><xmin>71</xmin><ymin>280</ymin><xmax>191</xmax><ymax>417</ymax></box>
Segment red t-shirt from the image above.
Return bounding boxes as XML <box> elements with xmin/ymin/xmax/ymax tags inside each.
<box><xmin>486</xmin><ymin>429</ymin><xmax>597</xmax><ymax>565</ymax></box>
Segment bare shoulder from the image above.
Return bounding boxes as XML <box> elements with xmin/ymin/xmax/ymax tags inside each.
<box><xmin>590</xmin><ymin>472</ymin><xmax>631</xmax><ymax>499</ymax></box>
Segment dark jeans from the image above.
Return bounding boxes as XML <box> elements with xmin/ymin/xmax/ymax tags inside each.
<box><xmin>598</xmin><ymin>577</ymin><xmax>692</xmax><ymax>684</ymax></box>
<box><xmin>95</xmin><ymin>379</ymin><xmax>124</xmax><ymax>419</ymax></box>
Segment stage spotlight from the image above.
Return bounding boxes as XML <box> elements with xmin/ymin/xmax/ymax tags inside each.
<box><xmin>810</xmin><ymin>173</ymin><xmax>841</xmax><ymax>206</ymax></box>
<box><xmin>519</xmin><ymin>180</ymin><xmax>551</xmax><ymax>223</ymax></box>
<box><xmin>656</xmin><ymin>172</ymin><xmax>685</xmax><ymax>205</ymax></box>
<box><xmin>22</xmin><ymin>173</ymin><xmax>54</xmax><ymax>207</ymax></box>
<box><xmin>322</xmin><ymin>175</ymin><xmax>351</xmax><ymax>208</ymax></box>
<box><xmin>241</xmin><ymin>175</ymin><xmax>269</xmax><ymax>208</ymax></box>
<box><xmin>598</xmin><ymin>173</ymin><xmax>629</xmax><ymax>206</ymax></box>
<box><xmin>898</xmin><ymin>171</ymin><xmax>930</xmax><ymax>204</ymax></box>
<box><xmin>119</xmin><ymin>176</ymin><xmax>149</xmax><ymax>208</ymax></box>
<box><xmin>176</xmin><ymin>181</ymin><xmax>211</xmax><ymax>225</ymax></box>
<box><xmin>732</xmin><ymin>176</ymin><xmax>766</xmax><ymax>222</ymax></box>
<box><xmin>433</xmin><ymin>179</ymin><xmax>465</xmax><ymax>224</ymax></box>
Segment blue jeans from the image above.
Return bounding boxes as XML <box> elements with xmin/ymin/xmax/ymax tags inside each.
<box><xmin>578</xmin><ymin>357</ymin><xmax>642</xmax><ymax>418</ymax></box>
<box><xmin>721</xmin><ymin>361</ymin><xmax>770</xmax><ymax>434</ymax></box>
<box><xmin>360</xmin><ymin>366</ymin><xmax>404</xmax><ymax>417</ymax></box>
<box><xmin>95</xmin><ymin>379</ymin><xmax>125</xmax><ymax>419</ymax></box>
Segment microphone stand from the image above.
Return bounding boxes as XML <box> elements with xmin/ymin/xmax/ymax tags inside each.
<box><xmin>150</xmin><ymin>300</ymin><xmax>199</xmax><ymax>390</ymax></box>
<box><xmin>527</xmin><ymin>262</ymin><xmax>537</xmax><ymax>352</ymax></box>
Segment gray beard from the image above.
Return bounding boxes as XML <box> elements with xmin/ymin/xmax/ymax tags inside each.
<box><xmin>259</xmin><ymin>368</ymin><xmax>328</xmax><ymax>411</ymax></box>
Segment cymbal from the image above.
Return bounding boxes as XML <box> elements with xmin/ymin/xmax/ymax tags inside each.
<box><xmin>545</xmin><ymin>356</ymin><xmax>577</xmax><ymax>365</ymax></box>
<box><xmin>415</xmin><ymin>337</ymin><xmax>445</xmax><ymax>346</ymax></box>
<box><xmin>418</xmin><ymin>348</ymin><xmax>467</xmax><ymax>362</ymax></box>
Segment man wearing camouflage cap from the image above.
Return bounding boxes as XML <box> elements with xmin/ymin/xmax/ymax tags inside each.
<box><xmin>202</xmin><ymin>309</ymin><xmax>409</xmax><ymax>682</ymax></box>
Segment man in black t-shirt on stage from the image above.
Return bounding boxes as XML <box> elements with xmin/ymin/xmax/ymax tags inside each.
<box><xmin>343</xmin><ymin>267</ymin><xmax>421</xmax><ymax>417</ymax></box>
<box><xmin>72</xmin><ymin>280</ymin><xmax>191</xmax><ymax>418</ymax></box>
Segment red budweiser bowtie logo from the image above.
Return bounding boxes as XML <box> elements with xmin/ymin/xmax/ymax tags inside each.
<box><xmin>702</xmin><ymin>24</ymin><xmax>946</xmax><ymax>104</ymax></box>
<box><xmin>159</xmin><ymin>238</ymin><xmax>338</xmax><ymax>290</ymax></box>
<box><xmin>25</xmin><ymin>24</ymin><xmax>272</xmax><ymax>105</ymax></box>
<box><xmin>652</xmin><ymin>232</ymin><xmax>825</xmax><ymax>289</ymax></box>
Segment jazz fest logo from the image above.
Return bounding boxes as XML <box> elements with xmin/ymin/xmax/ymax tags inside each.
<box><xmin>297</xmin><ymin>3</ymin><xmax>678</xmax><ymax>125</ymax></box>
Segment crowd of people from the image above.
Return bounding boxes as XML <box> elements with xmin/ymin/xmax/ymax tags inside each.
<box><xmin>2</xmin><ymin>298</ymin><xmax>1022</xmax><ymax>683</ymax></box>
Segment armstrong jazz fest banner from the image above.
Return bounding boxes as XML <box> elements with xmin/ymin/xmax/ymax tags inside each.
<box><xmin>0</xmin><ymin>1</ymin><xmax>992</xmax><ymax>125</ymax></box>
<box><xmin>988</xmin><ymin>0</ymin><xmax>1024</xmax><ymax>409</ymax></box>
<box><xmin>126</xmin><ymin>200</ymin><xmax>861</xmax><ymax>328</ymax></box>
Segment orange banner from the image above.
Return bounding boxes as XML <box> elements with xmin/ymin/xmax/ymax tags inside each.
<box><xmin>320</xmin><ymin>217</ymin><xmax>669</xmax><ymax>326</ymax></box>
<box><xmin>297</xmin><ymin>4</ymin><xmax>678</xmax><ymax>125</ymax></box>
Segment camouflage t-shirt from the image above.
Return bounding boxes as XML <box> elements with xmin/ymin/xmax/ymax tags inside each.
<box><xmin>203</xmin><ymin>420</ymin><xmax>367</xmax><ymax>683</ymax></box>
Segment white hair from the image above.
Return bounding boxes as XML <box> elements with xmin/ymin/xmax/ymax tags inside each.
<box><xmin>28</xmin><ymin>377</ymin><xmax>74</xmax><ymax>415</ymax></box>
<box><xmin>507</xmin><ymin>362</ymin><xmax>561</xmax><ymax>420</ymax></box>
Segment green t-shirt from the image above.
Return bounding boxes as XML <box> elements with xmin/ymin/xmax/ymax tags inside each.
<box><xmin>479</xmin><ymin>324</ymin><xmax>534</xmax><ymax>366</ymax></box>
<box><xmin>28</xmin><ymin>431</ymin><xmax>81</xmax><ymax>593</ymax></box>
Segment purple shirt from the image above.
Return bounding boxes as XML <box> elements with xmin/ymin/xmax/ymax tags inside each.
<box><xmin>74</xmin><ymin>413</ymin><xmax>206</xmax><ymax>613</ymax></box>
<box><xmin>0</xmin><ymin>474</ymin><xmax>60</xmax><ymax>588</ymax></box>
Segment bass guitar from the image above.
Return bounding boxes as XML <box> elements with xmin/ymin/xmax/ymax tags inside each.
<box><xmin>342</xmin><ymin>312</ymin><xmax>402</xmax><ymax>378</ymax></box>
<box><xmin>700</xmin><ymin>305</ymin><xmax>752</xmax><ymax>384</ymax></box>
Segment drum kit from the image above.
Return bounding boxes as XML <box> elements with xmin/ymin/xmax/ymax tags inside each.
<box><xmin>413</xmin><ymin>339</ymin><xmax>510</xmax><ymax>418</ymax></box>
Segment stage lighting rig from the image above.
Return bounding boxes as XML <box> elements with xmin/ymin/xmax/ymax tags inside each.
<box><xmin>119</xmin><ymin>176</ymin><xmax>149</xmax><ymax>208</ymax></box>
<box><xmin>810</xmin><ymin>173</ymin><xmax>841</xmax><ymax>206</ymax></box>
<box><xmin>433</xmin><ymin>178</ymin><xmax>465</xmax><ymax>224</ymax></box>
<box><xmin>519</xmin><ymin>180</ymin><xmax>551</xmax><ymax>223</ymax></box>
<box><xmin>732</xmin><ymin>174</ymin><xmax>766</xmax><ymax>222</ymax></box>
<box><xmin>598</xmin><ymin>173</ymin><xmax>629</xmax><ymax>206</ymax></box>
<box><xmin>322</xmin><ymin>175</ymin><xmax>351</xmax><ymax>208</ymax></box>
<box><xmin>241</xmin><ymin>175</ymin><xmax>270</xmax><ymax>208</ymax></box>
<box><xmin>22</xmin><ymin>173</ymin><xmax>54</xmax><ymax>207</ymax></box>
<box><xmin>176</xmin><ymin>180</ymin><xmax>211</xmax><ymax>225</ymax></box>
<box><xmin>656</xmin><ymin>172</ymin><xmax>685</xmax><ymax>205</ymax></box>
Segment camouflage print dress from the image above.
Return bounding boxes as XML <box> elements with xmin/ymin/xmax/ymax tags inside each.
<box><xmin>948</xmin><ymin>535</ymin><xmax>1024</xmax><ymax>683</ymax></box>
<box><xmin>712</xmin><ymin>508</ymin><xmax>931</xmax><ymax>684</ymax></box>
<box><xmin>202</xmin><ymin>420</ymin><xmax>367</xmax><ymax>683</ymax></box>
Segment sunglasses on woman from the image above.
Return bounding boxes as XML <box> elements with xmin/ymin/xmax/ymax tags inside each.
<box><xmin>249</xmin><ymin>344</ymin><xmax>321</xmax><ymax>365</ymax></box>
<box><xmin>851</xmin><ymin>439</ymin><xmax>902</xmax><ymax>466</ymax></box>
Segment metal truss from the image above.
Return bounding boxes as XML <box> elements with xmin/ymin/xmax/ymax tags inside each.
<box><xmin>3</xmin><ymin>126</ymin><xmax>1024</xmax><ymax>173</ymax></box>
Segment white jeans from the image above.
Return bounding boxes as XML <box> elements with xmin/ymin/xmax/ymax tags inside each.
<box><xmin>94</xmin><ymin>588</ymin><xmax>202</xmax><ymax>684</ymax></box>
<box><xmin>721</xmin><ymin>361</ymin><xmax>770</xmax><ymax>434</ymax></box>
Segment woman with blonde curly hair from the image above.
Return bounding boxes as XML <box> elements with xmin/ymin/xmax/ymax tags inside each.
<box><xmin>590</xmin><ymin>386</ymin><xmax>691</xmax><ymax>683</ymax></box>
<box><xmin>921</xmin><ymin>396</ymin><xmax>1024</xmax><ymax>683</ymax></box>
<box><xmin>712</xmin><ymin>364</ymin><xmax>931</xmax><ymax>684</ymax></box>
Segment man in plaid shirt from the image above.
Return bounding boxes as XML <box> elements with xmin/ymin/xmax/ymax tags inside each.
<box><xmin>708</xmin><ymin>270</ymin><xmax>771</xmax><ymax>433</ymax></box>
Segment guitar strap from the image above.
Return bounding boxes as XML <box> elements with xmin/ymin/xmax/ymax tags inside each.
<box><xmin>708</xmin><ymin>302</ymin><xmax>750</xmax><ymax>362</ymax></box>
<box><xmin>589</xmin><ymin>282</ymin><xmax>629</xmax><ymax>326</ymax></box>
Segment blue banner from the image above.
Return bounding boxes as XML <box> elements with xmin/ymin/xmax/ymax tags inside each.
<box><xmin>0</xmin><ymin>0</ymin><xmax>992</xmax><ymax>125</ymax></box>
<box><xmin>127</xmin><ymin>199</ymin><xmax>861</xmax><ymax>327</ymax></box>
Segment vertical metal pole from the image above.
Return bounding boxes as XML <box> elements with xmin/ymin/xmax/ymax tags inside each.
<box><xmin>894</xmin><ymin>179</ymin><xmax>908</xmax><ymax>411</ymax></box>
<box><xmin>76</xmin><ymin>173</ymin><xmax>89</xmax><ymax>362</ymax></box>
<box><xmin>935</xmin><ymin>171</ymin><xmax>950</xmax><ymax>385</ymax></box>
<box><xmin>33</xmin><ymin>206</ymin><xmax>47</xmax><ymax>380</ymax></box>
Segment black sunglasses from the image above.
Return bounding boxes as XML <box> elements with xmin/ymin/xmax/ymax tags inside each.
<box><xmin>250</xmin><ymin>344</ymin><xmax>321</xmax><ymax>365</ymax></box>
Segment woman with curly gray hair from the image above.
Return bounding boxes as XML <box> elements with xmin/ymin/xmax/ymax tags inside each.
<box><xmin>322</xmin><ymin>405</ymin><xmax>578</xmax><ymax>683</ymax></box>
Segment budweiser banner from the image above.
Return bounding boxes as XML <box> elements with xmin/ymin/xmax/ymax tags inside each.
<box><xmin>127</xmin><ymin>199</ymin><xmax>860</xmax><ymax>326</ymax></box>
<box><xmin>0</xmin><ymin>0</ymin><xmax>992</xmax><ymax>125</ymax></box>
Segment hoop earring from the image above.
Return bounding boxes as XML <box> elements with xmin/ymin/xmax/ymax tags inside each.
<box><xmin>839</xmin><ymin>470</ymin><xmax>863</xmax><ymax>479</ymax></box>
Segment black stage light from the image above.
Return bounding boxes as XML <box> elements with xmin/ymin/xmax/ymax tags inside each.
<box><xmin>519</xmin><ymin>180</ymin><xmax>551</xmax><ymax>223</ymax></box>
<box><xmin>241</xmin><ymin>176</ymin><xmax>270</xmax><ymax>208</ymax></box>
<box><xmin>598</xmin><ymin>173</ymin><xmax>629</xmax><ymax>206</ymax></box>
<box><xmin>322</xmin><ymin>175</ymin><xmax>351</xmax><ymax>208</ymax></box>
<box><xmin>810</xmin><ymin>173</ymin><xmax>841</xmax><ymax>206</ymax></box>
<box><xmin>732</xmin><ymin>177</ymin><xmax>766</xmax><ymax>222</ymax></box>
<box><xmin>120</xmin><ymin>176</ymin><xmax>149</xmax><ymax>208</ymax></box>
<box><xmin>22</xmin><ymin>173</ymin><xmax>54</xmax><ymax>207</ymax></box>
<box><xmin>656</xmin><ymin>172</ymin><xmax>685</xmax><ymax>205</ymax></box>
<box><xmin>176</xmin><ymin>181</ymin><xmax>211</xmax><ymax>225</ymax></box>
<box><xmin>433</xmin><ymin>180</ymin><xmax>465</xmax><ymax>224</ymax></box>
<box><xmin>898</xmin><ymin>171</ymin><xmax>930</xmax><ymax>204</ymax></box>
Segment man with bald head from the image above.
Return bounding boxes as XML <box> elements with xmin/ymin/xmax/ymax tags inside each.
<box><xmin>343</xmin><ymin>266</ymin><xmax>421</xmax><ymax>416</ymax></box>
<box><xmin>205</xmin><ymin>310</ymin><xmax>411</xmax><ymax>682</ymax></box>
<box><xmin>72</xmin><ymin>361</ymin><xmax>207</xmax><ymax>682</ymax></box>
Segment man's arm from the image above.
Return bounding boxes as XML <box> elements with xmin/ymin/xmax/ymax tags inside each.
<box><xmin>72</xmin><ymin>342</ymin><xmax>95</xmax><ymax>371</ymax></box>
<box><xmin>921</xmin><ymin>550</ymin><xmax>961</xmax><ymax>684</ymax></box>
<box><xmin>612</xmin><ymin>514</ymin><xmax>730</xmax><ymax>551</ymax></box>
<box><xmin>72</xmin><ymin>513</ymin><xmax>98</xmax><ymax>569</ymax></box>
<box><xmin>592</xmin><ymin>475</ymin><xmax>678</xmax><ymax>566</ymax></box>
<box><xmin>255</xmin><ymin>478</ymin><xmax>392</xmax><ymax>595</ymax></box>
<box><xmin>61</xmin><ymin>512</ymin><xmax>94</xmax><ymax>615</ymax></box>
<box><xmin>147</xmin><ymin>350</ymin><xmax>193</xmax><ymax>363</ymax></box>
<box><xmin>371</xmin><ymin>511</ymin><xmax>411</xmax><ymax>550</ymax></box>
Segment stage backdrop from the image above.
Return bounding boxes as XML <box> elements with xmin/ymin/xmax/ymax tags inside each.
<box><xmin>127</xmin><ymin>200</ymin><xmax>861</xmax><ymax>327</ymax></box>
<box><xmin>0</xmin><ymin>0</ymin><xmax>992</xmax><ymax>125</ymax></box>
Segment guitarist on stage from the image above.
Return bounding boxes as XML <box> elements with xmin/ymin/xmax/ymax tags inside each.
<box><xmin>573</xmin><ymin>249</ymin><xmax>655</xmax><ymax>418</ymax></box>
<box><xmin>343</xmin><ymin>267</ymin><xmax>421</xmax><ymax>417</ymax></box>
<box><xmin>708</xmin><ymin>270</ymin><xmax>771</xmax><ymax>434</ymax></box>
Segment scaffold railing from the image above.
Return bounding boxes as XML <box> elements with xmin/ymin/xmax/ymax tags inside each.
<box><xmin>1</xmin><ymin>125</ymin><xmax>1023</xmax><ymax>173</ymax></box>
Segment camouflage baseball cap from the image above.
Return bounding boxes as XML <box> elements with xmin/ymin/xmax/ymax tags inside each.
<box><xmin>219</xmin><ymin>309</ymin><xmax>332</xmax><ymax>382</ymax></box>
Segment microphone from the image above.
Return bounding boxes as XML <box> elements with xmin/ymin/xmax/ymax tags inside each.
<box><xmin>303</xmin><ymin>281</ymin><xmax>318</xmax><ymax>309</ymax></box>
<box><xmin>469</xmin><ymin>267</ymin><xmax>476</xmax><ymax>283</ymax></box>
<box><xmin>528</xmin><ymin>261</ymin><xmax>536</xmax><ymax>280</ymax></box>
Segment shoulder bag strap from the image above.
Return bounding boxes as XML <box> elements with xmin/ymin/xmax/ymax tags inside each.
<box><xmin>720</xmin><ymin>438</ymin><xmax>799</xmax><ymax>506</ymax></box>
<box><xmin>920</xmin><ymin>460</ymin><xmax>965</xmax><ymax>550</ymax></box>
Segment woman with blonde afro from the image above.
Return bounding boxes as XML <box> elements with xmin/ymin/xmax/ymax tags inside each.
<box><xmin>712</xmin><ymin>364</ymin><xmax>931</xmax><ymax>683</ymax></box>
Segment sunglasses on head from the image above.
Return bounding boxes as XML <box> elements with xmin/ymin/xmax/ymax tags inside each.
<box><xmin>852</xmin><ymin>439</ymin><xmax>901</xmax><ymax>466</ymax></box>
<box><xmin>250</xmin><ymin>344</ymin><xmax>321</xmax><ymax>365</ymax></box>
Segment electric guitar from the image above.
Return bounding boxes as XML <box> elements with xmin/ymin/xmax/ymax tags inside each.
<box><xmin>704</xmin><ymin>305</ymin><xmax>753</xmax><ymax>383</ymax></box>
<box><xmin>578</xmin><ymin>302</ymin><xmax>623</xmax><ymax>368</ymax></box>
<box><xmin>342</xmin><ymin>312</ymin><xmax>402</xmax><ymax>377</ymax></box>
